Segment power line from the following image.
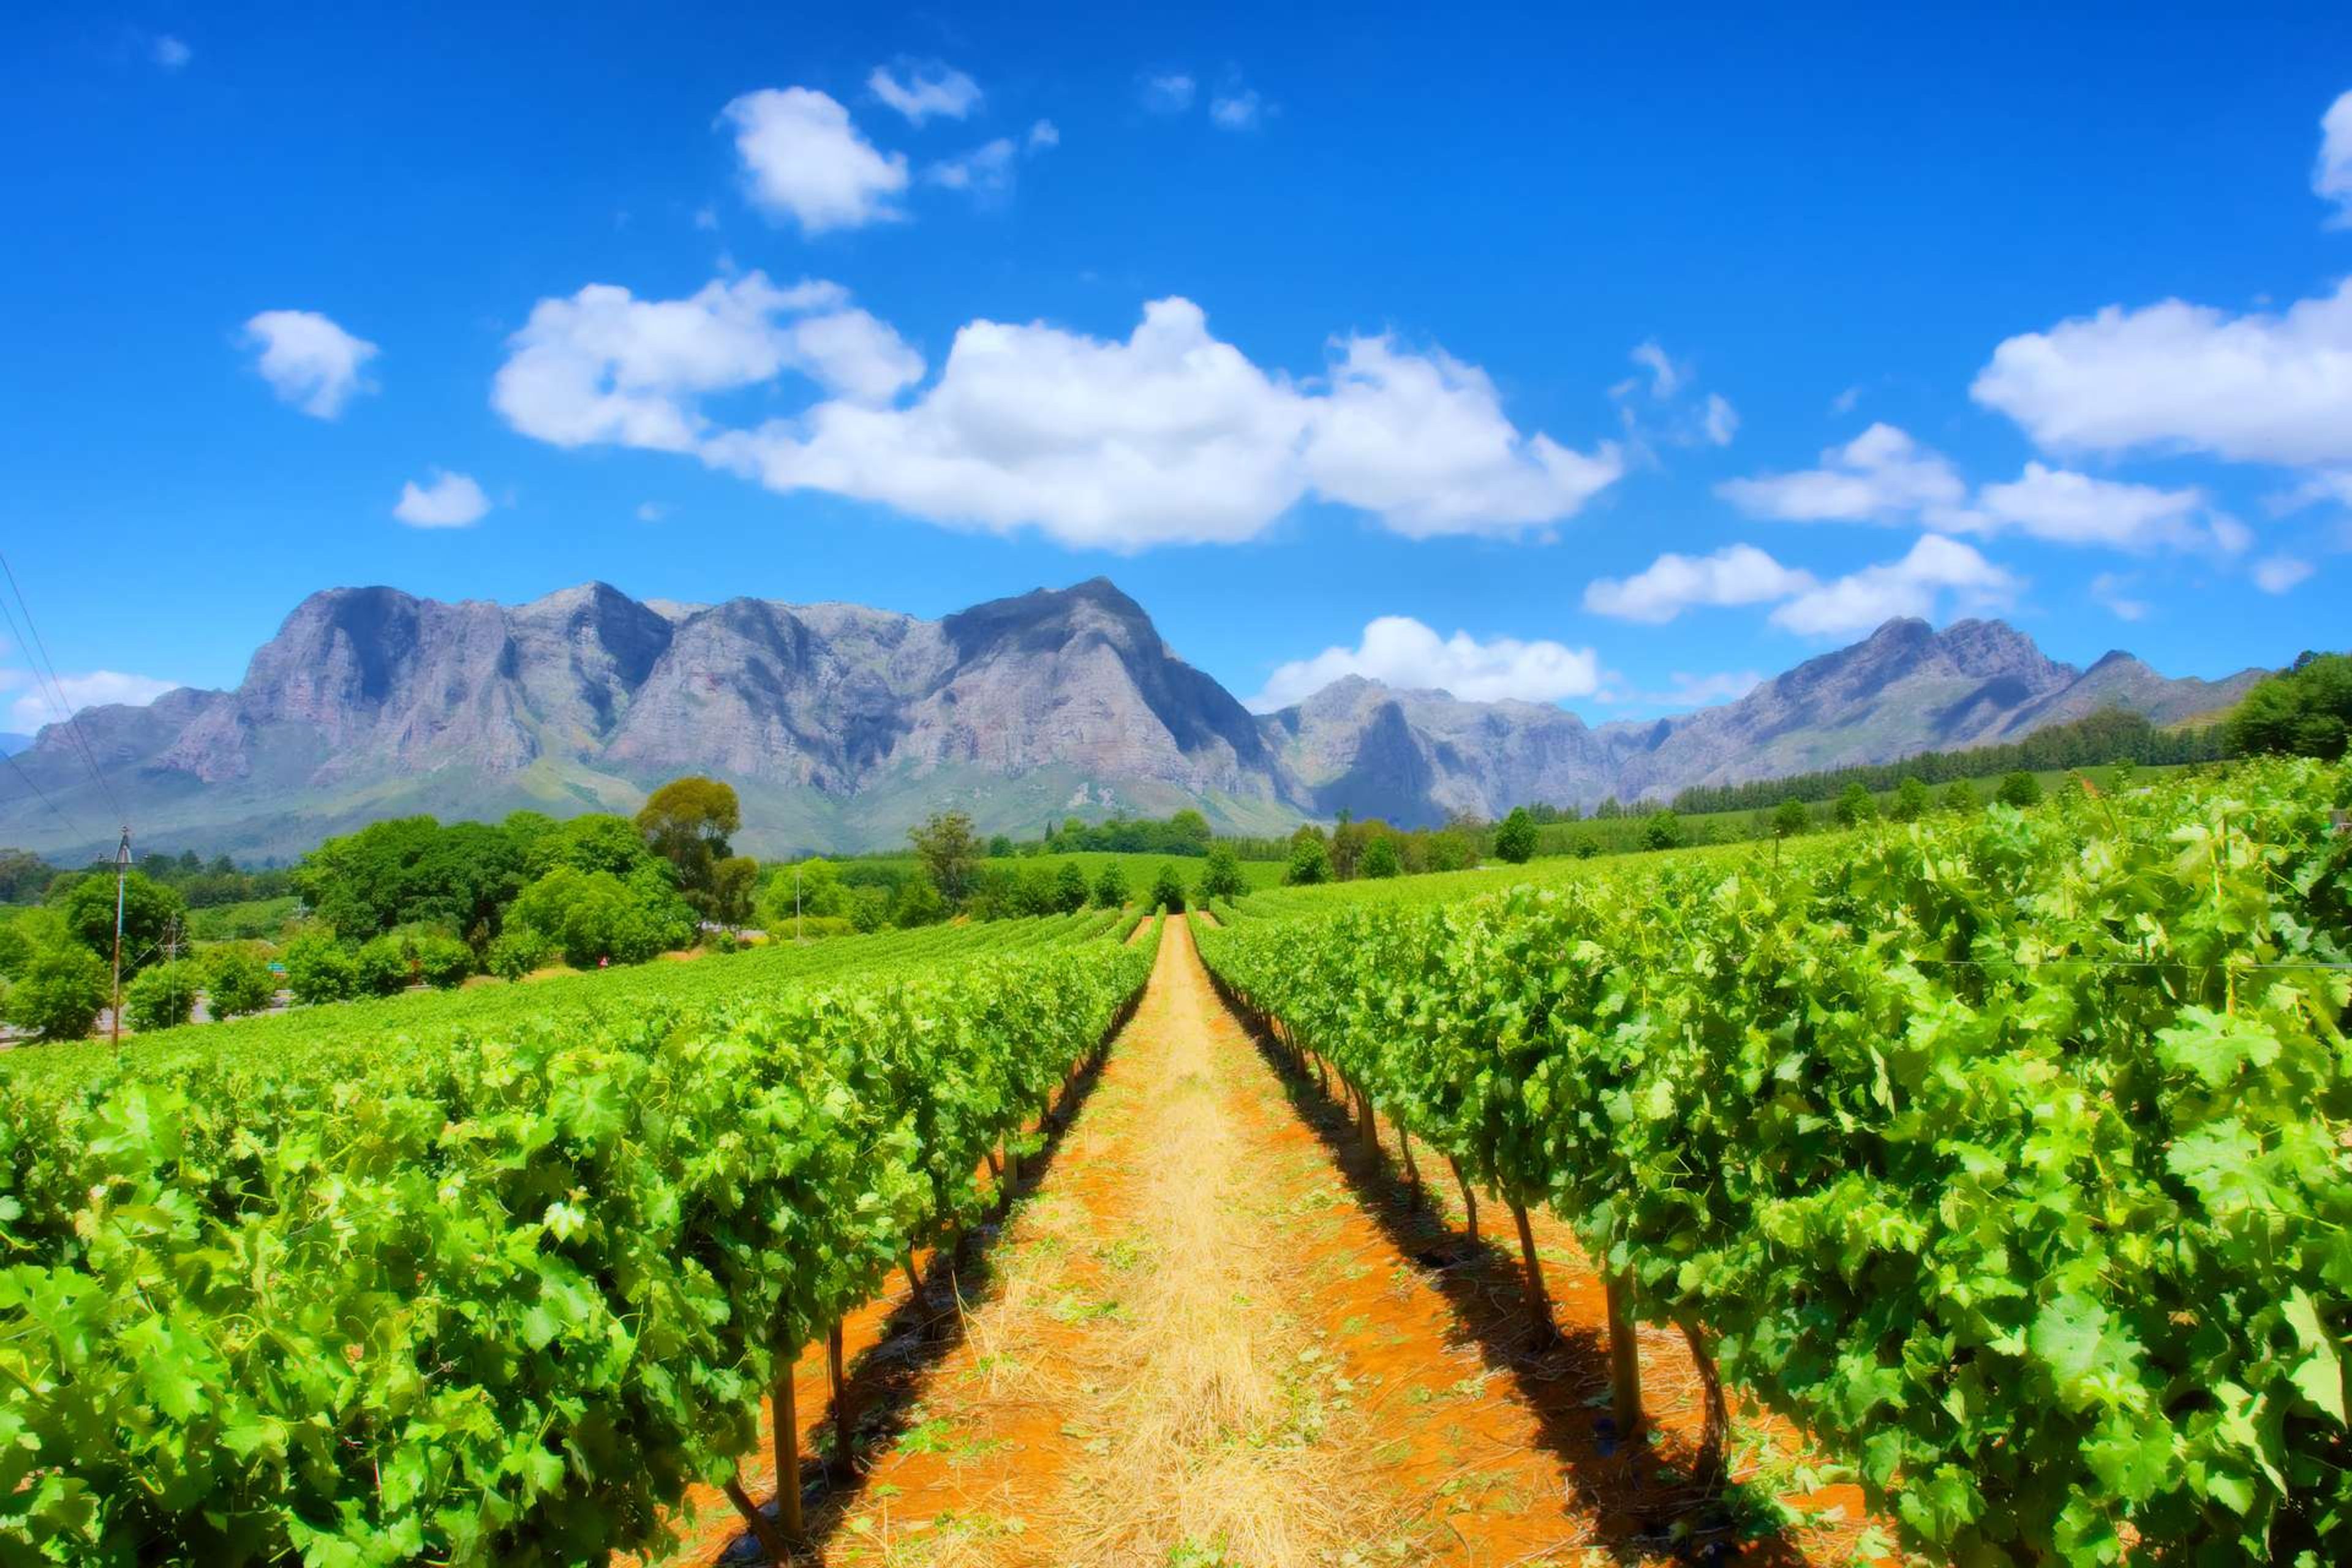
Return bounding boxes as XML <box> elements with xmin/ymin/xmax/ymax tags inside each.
<box><xmin>0</xmin><ymin>547</ymin><xmax>126</xmax><ymax>822</ymax></box>
<box><xmin>0</xmin><ymin>744</ymin><xmax>100</xmax><ymax>848</ymax></box>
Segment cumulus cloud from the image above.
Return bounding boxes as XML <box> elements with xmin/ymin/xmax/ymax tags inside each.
<box><xmin>927</xmin><ymin>137</ymin><xmax>1019</xmax><ymax>195</ymax></box>
<box><xmin>2319</xmin><ymin>90</ymin><xmax>2352</xmax><ymax>225</ymax></box>
<box><xmin>1610</xmin><ymin>341</ymin><xmax>1736</xmax><ymax>451</ymax></box>
<box><xmin>151</xmin><ymin>34</ymin><xmax>190</xmax><ymax>70</ymax></box>
<box><xmin>2253</xmin><ymin>554</ymin><xmax>2315</xmax><ymax>594</ymax></box>
<box><xmin>1248</xmin><ymin>617</ymin><xmax>1603</xmax><ymax>711</ymax></box>
<box><xmin>1768</xmin><ymin>535</ymin><xmax>2020</xmax><ymax>637</ymax></box>
<box><xmin>1966</xmin><ymin>463</ymin><xmax>2228</xmax><ymax>553</ymax></box>
<box><xmin>1</xmin><ymin>669</ymin><xmax>179</xmax><ymax>734</ymax></box>
<box><xmin>1210</xmin><ymin>89</ymin><xmax>1262</xmax><ymax>129</ymax></box>
<box><xmin>492</xmin><ymin>272</ymin><xmax>922</xmax><ymax>451</ymax></box>
<box><xmin>1582</xmin><ymin>544</ymin><xmax>1817</xmax><ymax>624</ymax></box>
<box><xmin>498</xmin><ymin>282</ymin><xmax>1624</xmax><ymax>550</ymax></box>
<box><xmin>867</xmin><ymin>61</ymin><xmax>982</xmax><ymax>124</ymax></box>
<box><xmin>242</xmin><ymin>309</ymin><xmax>377</xmax><ymax>418</ymax></box>
<box><xmin>1970</xmin><ymin>279</ymin><xmax>2352</xmax><ymax>467</ymax></box>
<box><xmin>722</xmin><ymin>88</ymin><xmax>908</xmax><ymax>233</ymax></box>
<box><xmin>1140</xmin><ymin>72</ymin><xmax>1197</xmax><ymax>113</ymax></box>
<box><xmin>392</xmin><ymin>470</ymin><xmax>491</xmax><ymax>528</ymax></box>
<box><xmin>1718</xmin><ymin>423</ymin><xmax>1965</xmax><ymax>522</ymax></box>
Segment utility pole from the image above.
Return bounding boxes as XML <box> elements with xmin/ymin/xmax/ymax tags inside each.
<box><xmin>795</xmin><ymin>864</ymin><xmax>803</xmax><ymax>944</ymax></box>
<box><xmin>109</xmin><ymin>824</ymin><xmax>130</xmax><ymax>1051</ymax></box>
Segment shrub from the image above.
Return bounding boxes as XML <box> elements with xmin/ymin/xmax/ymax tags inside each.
<box><xmin>1772</xmin><ymin>798</ymin><xmax>1809</xmax><ymax>839</ymax></box>
<box><xmin>282</xmin><ymin>933</ymin><xmax>358</xmax><ymax>1005</ymax></box>
<box><xmin>1642</xmin><ymin>811</ymin><xmax>1686</xmax><ymax>851</ymax></box>
<box><xmin>413</xmin><ymin>934</ymin><xmax>473</xmax><ymax>990</ymax></box>
<box><xmin>846</xmin><ymin>887</ymin><xmax>890</xmax><ymax>933</ymax></box>
<box><xmin>2226</xmin><ymin>652</ymin><xmax>2351</xmax><ymax>759</ymax></box>
<box><xmin>1493</xmin><ymin>807</ymin><xmax>1537</xmax><ymax>864</ymax></box>
<box><xmin>1835</xmin><ymin>782</ymin><xmax>1877</xmax><ymax>827</ymax></box>
<box><xmin>1360</xmin><ymin>839</ymin><xmax>1403</xmax><ymax>879</ymax></box>
<box><xmin>204</xmin><ymin>949</ymin><xmax>277</xmax><ymax>1019</ymax></box>
<box><xmin>1890</xmin><ymin>775</ymin><xmax>1932</xmax><ymax>823</ymax></box>
<box><xmin>1199</xmin><ymin>842</ymin><xmax>1250</xmax><ymax>898</ymax></box>
<box><xmin>486</xmin><ymin>927</ymin><xmax>554</xmax><ymax>981</ymax></box>
<box><xmin>1091</xmin><ymin>863</ymin><xmax>1129</xmax><ymax>908</ymax></box>
<box><xmin>5</xmin><ymin>943</ymin><xmax>107</xmax><ymax>1041</ymax></box>
<box><xmin>355</xmin><ymin>935</ymin><xmax>414</xmax><ymax>995</ymax></box>
<box><xmin>1284</xmin><ymin>832</ymin><xmax>1330</xmax><ymax>886</ymax></box>
<box><xmin>1053</xmin><ymin>860</ymin><xmax>1090</xmax><ymax>914</ymax></box>
<box><xmin>1996</xmin><ymin>770</ymin><xmax>2043</xmax><ymax>809</ymax></box>
<box><xmin>1149</xmin><ymin>863</ymin><xmax>1187</xmax><ymax>912</ymax></box>
<box><xmin>1942</xmin><ymin>779</ymin><xmax>1980</xmax><ymax>815</ymax></box>
<box><xmin>124</xmin><ymin>959</ymin><xmax>202</xmax><ymax>1032</ymax></box>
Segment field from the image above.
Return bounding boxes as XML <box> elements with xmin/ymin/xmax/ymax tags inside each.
<box><xmin>853</xmin><ymin>848</ymin><xmax>1291</xmax><ymax>893</ymax></box>
<box><xmin>3</xmin><ymin>759</ymin><xmax>2347</xmax><ymax>1567</ymax></box>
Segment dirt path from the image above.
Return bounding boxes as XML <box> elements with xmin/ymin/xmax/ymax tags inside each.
<box><xmin>657</xmin><ymin>918</ymin><xmax>1869</xmax><ymax>1567</ymax></box>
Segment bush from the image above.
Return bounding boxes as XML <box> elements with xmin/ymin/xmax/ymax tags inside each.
<box><xmin>1149</xmin><ymin>863</ymin><xmax>1187</xmax><ymax>912</ymax></box>
<box><xmin>1199</xmin><ymin>843</ymin><xmax>1250</xmax><ymax>899</ymax></box>
<box><xmin>1942</xmin><ymin>779</ymin><xmax>1980</xmax><ymax>815</ymax></box>
<box><xmin>1493</xmin><ymin>807</ymin><xmax>1537</xmax><ymax>864</ymax></box>
<box><xmin>2226</xmin><ymin>652</ymin><xmax>2351</xmax><ymax>759</ymax></box>
<box><xmin>124</xmin><ymin>959</ymin><xmax>202</xmax><ymax>1032</ymax></box>
<box><xmin>282</xmin><ymin>933</ymin><xmax>359</xmax><ymax>1005</ymax></box>
<box><xmin>413</xmin><ymin>934</ymin><xmax>473</xmax><ymax>990</ymax></box>
<box><xmin>486</xmin><ymin>927</ymin><xmax>554</xmax><ymax>981</ymax></box>
<box><xmin>1890</xmin><ymin>775</ymin><xmax>1932</xmax><ymax>823</ymax></box>
<box><xmin>1771</xmin><ymin>798</ymin><xmax>1809</xmax><ymax>839</ymax></box>
<box><xmin>355</xmin><ymin>935</ymin><xmax>414</xmax><ymax>995</ymax></box>
<box><xmin>5</xmin><ymin>943</ymin><xmax>107</xmax><ymax>1040</ymax></box>
<box><xmin>889</xmin><ymin>876</ymin><xmax>946</xmax><ymax>929</ymax></box>
<box><xmin>1360</xmin><ymin>839</ymin><xmax>1403</xmax><ymax>879</ymax></box>
<box><xmin>1052</xmin><ymin>860</ymin><xmax>1090</xmax><ymax>914</ymax></box>
<box><xmin>1284</xmin><ymin>832</ymin><xmax>1330</xmax><ymax>886</ymax></box>
<box><xmin>1091</xmin><ymin>863</ymin><xmax>1129</xmax><ymax>908</ymax></box>
<box><xmin>204</xmin><ymin>949</ymin><xmax>277</xmax><ymax>1019</ymax></box>
<box><xmin>1835</xmin><ymin>782</ymin><xmax>1877</xmax><ymax>827</ymax></box>
<box><xmin>1642</xmin><ymin>811</ymin><xmax>1686</xmax><ymax>851</ymax></box>
<box><xmin>846</xmin><ymin>887</ymin><xmax>890</xmax><ymax>933</ymax></box>
<box><xmin>1996</xmin><ymin>770</ymin><xmax>2043</xmax><ymax>809</ymax></box>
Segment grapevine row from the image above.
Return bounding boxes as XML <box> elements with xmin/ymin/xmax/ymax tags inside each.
<box><xmin>1197</xmin><ymin>760</ymin><xmax>2352</xmax><ymax>1566</ymax></box>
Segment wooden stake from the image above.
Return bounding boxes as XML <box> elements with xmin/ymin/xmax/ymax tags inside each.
<box><xmin>1398</xmin><ymin>1128</ymin><xmax>1422</xmax><ymax>1200</ymax></box>
<box><xmin>827</xmin><ymin>1320</ymin><xmax>853</xmax><ymax>1466</ymax></box>
<box><xmin>1510</xmin><ymin>1200</ymin><xmax>1556</xmax><ymax>1343</ymax></box>
<box><xmin>1605</xmin><ymin>1272</ymin><xmax>1644</xmax><ymax>1441</ymax></box>
<box><xmin>1449</xmin><ymin>1156</ymin><xmax>1479</xmax><ymax>1242</ymax></box>
<box><xmin>771</xmin><ymin>1346</ymin><xmax>804</xmax><ymax>1543</ymax></box>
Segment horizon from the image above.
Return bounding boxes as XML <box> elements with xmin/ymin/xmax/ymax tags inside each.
<box><xmin>5</xmin><ymin>4</ymin><xmax>2348</xmax><ymax>741</ymax></box>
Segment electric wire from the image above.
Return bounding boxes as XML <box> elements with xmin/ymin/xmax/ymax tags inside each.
<box><xmin>0</xmin><ymin>546</ymin><xmax>127</xmax><ymax>822</ymax></box>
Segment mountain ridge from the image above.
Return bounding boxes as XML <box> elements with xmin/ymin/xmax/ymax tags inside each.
<box><xmin>1</xmin><ymin>580</ymin><xmax>2266</xmax><ymax>859</ymax></box>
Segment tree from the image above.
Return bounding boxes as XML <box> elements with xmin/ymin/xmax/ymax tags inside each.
<box><xmin>1890</xmin><ymin>775</ymin><xmax>1932</xmax><ymax>823</ymax></box>
<box><xmin>355</xmin><ymin>935</ymin><xmax>414</xmax><ymax>995</ymax></box>
<box><xmin>2227</xmin><ymin>654</ymin><xmax>2352</xmax><ymax>759</ymax></box>
<box><xmin>986</xmin><ymin>834</ymin><xmax>1015</xmax><ymax>859</ymax></box>
<box><xmin>413</xmin><ymin>935</ymin><xmax>473</xmax><ymax>989</ymax></box>
<box><xmin>1834</xmin><ymin>782</ymin><xmax>1877</xmax><ymax>827</ymax></box>
<box><xmin>908</xmin><ymin>810</ymin><xmax>982</xmax><ymax>908</ymax></box>
<box><xmin>1425</xmin><ymin>827</ymin><xmax>1474</xmax><ymax>872</ymax></box>
<box><xmin>205</xmin><ymin>949</ymin><xmax>277</xmax><ymax>1019</ymax></box>
<box><xmin>1199</xmin><ymin>842</ymin><xmax>1248</xmax><ymax>900</ymax></box>
<box><xmin>510</xmin><ymin>866</ymin><xmax>692</xmax><ymax>967</ymax></box>
<box><xmin>56</xmin><ymin>869</ymin><xmax>187</xmax><ymax>975</ymax></box>
<box><xmin>1148</xmin><ymin>863</ymin><xmax>1187</xmax><ymax>911</ymax></box>
<box><xmin>759</xmin><ymin>859</ymin><xmax>845</xmax><ymax>934</ymax></box>
<box><xmin>282</xmin><ymin>933</ymin><xmax>358</xmax><ymax>1005</ymax></box>
<box><xmin>708</xmin><ymin>855</ymin><xmax>760</xmax><ymax>929</ymax></box>
<box><xmin>1942</xmin><ymin>778</ymin><xmax>1980</xmax><ymax>815</ymax></box>
<box><xmin>1285</xmin><ymin>829</ymin><xmax>1331</xmax><ymax>886</ymax></box>
<box><xmin>635</xmin><ymin>777</ymin><xmax>743</xmax><ymax>920</ymax></box>
<box><xmin>1052</xmin><ymin>860</ymin><xmax>1090</xmax><ymax>914</ymax></box>
<box><xmin>293</xmin><ymin>816</ymin><xmax>524</xmax><ymax>944</ymax></box>
<box><xmin>1642</xmin><ymin>810</ymin><xmax>1685</xmax><ymax>851</ymax></box>
<box><xmin>1361</xmin><ymin>837</ymin><xmax>1403</xmax><ymax>879</ymax></box>
<box><xmin>1772</xmin><ymin>798</ymin><xmax>1809</xmax><ymax>840</ymax></box>
<box><xmin>1092</xmin><ymin>862</ymin><xmax>1129</xmax><ymax>908</ymax></box>
<box><xmin>1996</xmin><ymin>770</ymin><xmax>2043</xmax><ymax>809</ymax></box>
<box><xmin>1494</xmin><ymin>807</ymin><xmax>1538</xmax><ymax>864</ymax></box>
<box><xmin>124</xmin><ymin>959</ymin><xmax>202</xmax><ymax>1032</ymax></box>
<box><xmin>889</xmin><ymin>876</ymin><xmax>946</xmax><ymax>928</ymax></box>
<box><xmin>530</xmin><ymin>813</ymin><xmax>654</xmax><ymax>879</ymax></box>
<box><xmin>6</xmin><ymin>943</ymin><xmax>107</xmax><ymax>1040</ymax></box>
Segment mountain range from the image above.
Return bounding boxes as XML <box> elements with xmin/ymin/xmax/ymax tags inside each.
<box><xmin>0</xmin><ymin>578</ymin><xmax>2266</xmax><ymax>861</ymax></box>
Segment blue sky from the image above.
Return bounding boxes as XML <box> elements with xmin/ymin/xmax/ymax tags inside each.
<box><xmin>4</xmin><ymin>1</ymin><xmax>2349</xmax><ymax>734</ymax></box>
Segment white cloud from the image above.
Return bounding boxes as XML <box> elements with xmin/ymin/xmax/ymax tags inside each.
<box><xmin>1027</xmin><ymin>119</ymin><xmax>1060</xmax><ymax>151</ymax></box>
<box><xmin>392</xmin><ymin>470</ymin><xmax>491</xmax><ymax>528</ymax></box>
<box><xmin>927</xmin><ymin>137</ymin><xmax>1018</xmax><ymax>194</ymax></box>
<box><xmin>1598</xmin><ymin>669</ymin><xmax>1766</xmax><ymax>709</ymax></box>
<box><xmin>242</xmin><ymin>309</ymin><xmax>377</xmax><ymax>418</ymax></box>
<box><xmin>2319</xmin><ymin>90</ymin><xmax>2352</xmax><ymax>225</ymax></box>
<box><xmin>1627</xmin><ymin>340</ymin><xmax>1680</xmax><ymax>399</ymax></box>
<box><xmin>1140</xmin><ymin>73</ymin><xmax>1197</xmax><ymax>113</ymax></box>
<box><xmin>492</xmin><ymin>272</ymin><xmax>921</xmax><ymax>450</ymax></box>
<box><xmin>1609</xmin><ymin>341</ymin><xmax>1735</xmax><ymax>451</ymax></box>
<box><xmin>1769</xmin><ymin>535</ymin><xmax>2020</xmax><ymax>637</ymax></box>
<box><xmin>1583</xmin><ymin>544</ymin><xmax>1817</xmax><ymax>624</ymax></box>
<box><xmin>722</xmin><ymin>88</ymin><xmax>908</xmax><ymax>233</ymax></box>
<box><xmin>2090</xmin><ymin>571</ymin><xmax>2150</xmax><ymax>622</ymax></box>
<box><xmin>1970</xmin><ymin>279</ymin><xmax>2352</xmax><ymax>467</ymax></box>
<box><xmin>1</xmin><ymin>669</ymin><xmax>178</xmax><ymax>734</ymax></box>
<box><xmin>1248</xmin><ymin>617</ymin><xmax>1602</xmax><ymax>710</ymax></box>
<box><xmin>1829</xmin><ymin>385</ymin><xmax>1863</xmax><ymax>415</ymax></box>
<box><xmin>1967</xmin><ymin>463</ymin><xmax>2226</xmax><ymax>553</ymax></box>
<box><xmin>1717</xmin><ymin>423</ymin><xmax>1966</xmax><ymax>522</ymax></box>
<box><xmin>151</xmin><ymin>34</ymin><xmax>190</xmax><ymax>70</ymax></box>
<box><xmin>1702</xmin><ymin>392</ymin><xmax>1738</xmax><ymax>447</ymax></box>
<box><xmin>673</xmin><ymin>295</ymin><xmax>1621</xmax><ymax>550</ymax></box>
<box><xmin>636</xmin><ymin>502</ymin><xmax>666</xmax><ymax>522</ymax></box>
<box><xmin>867</xmin><ymin>61</ymin><xmax>982</xmax><ymax>124</ymax></box>
<box><xmin>1209</xmin><ymin>89</ymin><xmax>1262</xmax><ymax>130</ymax></box>
<box><xmin>2253</xmin><ymin>554</ymin><xmax>2315</xmax><ymax>594</ymax></box>
<box><xmin>1300</xmin><ymin>333</ymin><xmax>1624</xmax><ymax>537</ymax></box>
<box><xmin>692</xmin><ymin>205</ymin><xmax>718</xmax><ymax>231</ymax></box>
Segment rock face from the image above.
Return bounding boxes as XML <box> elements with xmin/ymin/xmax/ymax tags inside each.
<box><xmin>0</xmin><ymin>585</ymin><xmax>2265</xmax><ymax>858</ymax></box>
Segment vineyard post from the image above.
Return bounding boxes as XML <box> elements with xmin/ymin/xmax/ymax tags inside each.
<box><xmin>1509</xmin><ymin>1199</ymin><xmax>1556</xmax><ymax>1343</ymax></box>
<box><xmin>1448</xmin><ymin>1155</ymin><xmax>1478</xmax><ymax>1241</ymax></box>
<box><xmin>827</xmin><ymin>1320</ymin><xmax>853</xmax><ymax>1467</ymax></box>
<box><xmin>1397</xmin><ymin>1126</ymin><xmax>1422</xmax><ymax>1200</ymax></box>
<box><xmin>1604</xmin><ymin>1272</ymin><xmax>1644</xmax><ymax>1439</ymax></box>
<box><xmin>771</xmin><ymin>1339</ymin><xmax>805</xmax><ymax>1543</ymax></box>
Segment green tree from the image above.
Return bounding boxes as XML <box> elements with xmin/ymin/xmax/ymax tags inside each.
<box><xmin>56</xmin><ymin>869</ymin><xmax>186</xmax><ymax>975</ymax></box>
<box><xmin>124</xmin><ymin>959</ymin><xmax>201</xmax><ymax>1032</ymax></box>
<box><xmin>846</xmin><ymin>886</ymin><xmax>891</xmax><ymax>932</ymax></box>
<box><xmin>354</xmin><ymin>935</ymin><xmax>413</xmax><ymax>995</ymax></box>
<box><xmin>204</xmin><ymin>949</ymin><xmax>277</xmax><ymax>1019</ymax></box>
<box><xmin>635</xmin><ymin>777</ymin><xmax>743</xmax><ymax>921</ymax></box>
<box><xmin>412</xmin><ymin>934</ymin><xmax>473</xmax><ymax>989</ymax></box>
<box><xmin>282</xmin><ymin>933</ymin><xmax>358</xmax><ymax>1005</ymax></box>
<box><xmin>986</xmin><ymin>834</ymin><xmax>1014</xmax><ymax>858</ymax></box>
<box><xmin>708</xmin><ymin>855</ymin><xmax>760</xmax><ymax>929</ymax></box>
<box><xmin>1148</xmin><ymin>863</ymin><xmax>1187</xmax><ymax>911</ymax></box>
<box><xmin>908</xmin><ymin>810</ymin><xmax>982</xmax><ymax>908</ymax></box>
<box><xmin>1285</xmin><ymin>828</ymin><xmax>1331</xmax><ymax>886</ymax></box>
<box><xmin>6</xmin><ymin>942</ymin><xmax>107</xmax><ymax>1040</ymax></box>
<box><xmin>1091</xmin><ymin>862</ymin><xmax>1129</xmax><ymax>908</ymax></box>
<box><xmin>759</xmin><ymin>858</ymin><xmax>845</xmax><ymax>933</ymax></box>
<box><xmin>529</xmin><ymin>813</ymin><xmax>654</xmax><ymax>879</ymax></box>
<box><xmin>889</xmin><ymin>876</ymin><xmax>946</xmax><ymax>928</ymax></box>
<box><xmin>486</xmin><ymin>927</ymin><xmax>554</xmax><ymax>981</ymax></box>
<box><xmin>1890</xmin><ymin>775</ymin><xmax>1932</xmax><ymax>823</ymax></box>
<box><xmin>1168</xmin><ymin>809</ymin><xmax>1213</xmax><ymax>851</ymax></box>
<box><xmin>1494</xmin><ymin>807</ymin><xmax>1538</xmax><ymax>864</ymax></box>
<box><xmin>1361</xmin><ymin>837</ymin><xmax>1403</xmax><ymax>878</ymax></box>
<box><xmin>1834</xmin><ymin>782</ymin><xmax>1877</xmax><ymax>827</ymax></box>
<box><xmin>2227</xmin><ymin>653</ymin><xmax>2352</xmax><ymax>759</ymax></box>
<box><xmin>1771</xmin><ymin>798</ymin><xmax>1810</xmax><ymax>839</ymax></box>
<box><xmin>1642</xmin><ymin>810</ymin><xmax>1686</xmax><ymax>851</ymax></box>
<box><xmin>1996</xmin><ymin>770</ymin><xmax>2044</xmax><ymax>809</ymax></box>
<box><xmin>1942</xmin><ymin>778</ymin><xmax>1980</xmax><ymax>815</ymax></box>
<box><xmin>1052</xmin><ymin>859</ymin><xmax>1090</xmax><ymax>914</ymax></box>
<box><xmin>1198</xmin><ymin>842</ymin><xmax>1248</xmax><ymax>899</ymax></box>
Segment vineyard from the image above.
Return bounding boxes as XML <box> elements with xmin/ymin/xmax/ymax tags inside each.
<box><xmin>1</xmin><ymin>761</ymin><xmax>2346</xmax><ymax>1566</ymax></box>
